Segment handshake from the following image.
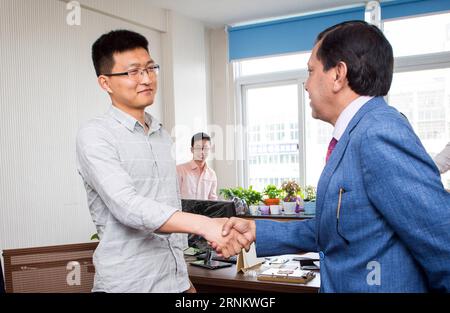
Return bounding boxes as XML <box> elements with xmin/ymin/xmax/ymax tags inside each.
<box><xmin>201</xmin><ymin>217</ymin><xmax>257</xmax><ymax>259</ymax></box>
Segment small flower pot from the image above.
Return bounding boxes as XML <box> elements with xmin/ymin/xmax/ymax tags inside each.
<box><xmin>249</xmin><ymin>205</ymin><xmax>260</xmax><ymax>216</ymax></box>
<box><xmin>283</xmin><ymin>201</ymin><xmax>297</xmax><ymax>214</ymax></box>
<box><xmin>304</xmin><ymin>201</ymin><xmax>316</xmax><ymax>215</ymax></box>
<box><xmin>259</xmin><ymin>205</ymin><xmax>270</xmax><ymax>215</ymax></box>
<box><xmin>264</xmin><ymin>198</ymin><xmax>280</xmax><ymax>206</ymax></box>
<box><xmin>269</xmin><ymin>205</ymin><xmax>281</xmax><ymax>215</ymax></box>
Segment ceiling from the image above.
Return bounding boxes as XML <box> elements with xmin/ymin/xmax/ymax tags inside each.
<box><xmin>146</xmin><ymin>0</ymin><xmax>372</xmax><ymax>28</ymax></box>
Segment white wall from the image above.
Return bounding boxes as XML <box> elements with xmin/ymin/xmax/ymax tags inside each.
<box><xmin>0</xmin><ymin>0</ymin><xmax>165</xmax><ymax>251</ymax></box>
<box><xmin>162</xmin><ymin>11</ymin><xmax>210</xmax><ymax>164</ymax></box>
<box><xmin>208</xmin><ymin>28</ymin><xmax>239</xmax><ymax>192</ymax></box>
<box><xmin>73</xmin><ymin>0</ymin><xmax>167</xmax><ymax>32</ymax></box>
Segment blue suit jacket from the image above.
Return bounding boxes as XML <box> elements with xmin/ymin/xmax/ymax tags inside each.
<box><xmin>255</xmin><ymin>97</ymin><xmax>450</xmax><ymax>292</ymax></box>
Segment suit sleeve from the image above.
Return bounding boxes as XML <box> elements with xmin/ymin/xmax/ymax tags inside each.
<box><xmin>360</xmin><ymin>119</ymin><xmax>450</xmax><ymax>292</ymax></box>
<box><xmin>255</xmin><ymin>219</ymin><xmax>318</xmax><ymax>257</ymax></box>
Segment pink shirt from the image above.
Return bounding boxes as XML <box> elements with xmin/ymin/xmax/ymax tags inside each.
<box><xmin>176</xmin><ymin>160</ymin><xmax>218</xmax><ymax>200</ymax></box>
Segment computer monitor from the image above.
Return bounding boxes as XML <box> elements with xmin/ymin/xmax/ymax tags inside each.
<box><xmin>181</xmin><ymin>199</ymin><xmax>236</xmax><ymax>217</ymax></box>
<box><xmin>181</xmin><ymin>199</ymin><xmax>236</xmax><ymax>269</ymax></box>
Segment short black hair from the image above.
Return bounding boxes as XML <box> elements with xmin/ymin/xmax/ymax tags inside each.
<box><xmin>316</xmin><ymin>20</ymin><xmax>393</xmax><ymax>96</ymax></box>
<box><xmin>191</xmin><ymin>132</ymin><xmax>211</xmax><ymax>147</ymax></box>
<box><xmin>91</xmin><ymin>29</ymin><xmax>149</xmax><ymax>77</ymax></box>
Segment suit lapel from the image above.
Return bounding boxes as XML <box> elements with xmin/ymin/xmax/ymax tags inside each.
<box><xmin>315</xmin><ymin>97</ymin><xmax>387</xmax><ymax>244</ymax></box>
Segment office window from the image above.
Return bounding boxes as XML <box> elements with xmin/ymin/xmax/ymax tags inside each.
<box><xmin>384</xmin><ymin>12</ymin><xmax>450</xmax><ymax>57</ymax></box>
<box><xmin>388</xmin><ymin>68</ymin><xmax>450</xmax><ymax>188</ymax></box>
<box><xmin>243</xmin><ymin>83</ymin><xmax>300</xmax><ymax>191</ymax></box>
<box><xmin>239</xmin><ymin>52</ymin><xmax>310</xmax><ymax>76</ymax></box>
<box><xmin>304</xmin><ymin>88</ymin><xmax>333</xmax><ymax>187</ymax></box>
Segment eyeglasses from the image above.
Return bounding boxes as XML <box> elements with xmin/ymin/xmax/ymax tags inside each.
<box><xmin>102</xmin><ymin>64</ymin><xmax>160</xmax><ymax>82</ymax></box>
<box><xmin>193</xmin><ymin>147</ymin><xmax>210</xmax><ymax>152</ymax></box>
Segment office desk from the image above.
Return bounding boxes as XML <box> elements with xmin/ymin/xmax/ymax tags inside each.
<box><xmin>242</xmin><ymin>213</ymin><xmax>314</xmax><ymax>221</ymax></box>
<box><xmin>188</xmin><ymin>262</ymin><xmax>320</xmax><ymax>293</ymax></box>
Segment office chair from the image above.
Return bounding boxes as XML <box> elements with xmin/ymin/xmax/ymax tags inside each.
<box><xmin>2</xmin><ymin>242</ymin><xmax>98</xmax><ymax>293</ymax></box>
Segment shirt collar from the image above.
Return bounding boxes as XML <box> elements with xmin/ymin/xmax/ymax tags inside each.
<box><xmin>333</xmin><ymin>96</ymin><xmax>373</xmax><ymax>141</ymax></box>
<box><xmin>189</xmin><ymin>160</ymin><xmax>208</xmax><ymax>171</ymax></box>
<box><xmin>108</xmin><ymin>105</ymin><xmax>162</xmax><ymax>133</ymax></box>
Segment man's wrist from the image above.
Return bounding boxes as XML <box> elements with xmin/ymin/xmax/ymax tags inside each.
<box><xmin>194</xmin><ymin>215</ymin><xmax>211</xmax><ymax>238</ymax></box>
<box><xmin>250</xmin><ymin>220</ymin><xmax>257</xmax><ymax>239</ymax></box>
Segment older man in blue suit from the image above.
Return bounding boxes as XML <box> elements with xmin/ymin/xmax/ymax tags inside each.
<box><xmin>218</xmin><ymin>20</ymin><xmax>450</xmax><ymax>292</ymax></box>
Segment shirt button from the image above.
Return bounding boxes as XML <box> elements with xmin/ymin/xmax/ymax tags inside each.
<box><xmin>319</xmin><ymin>251</ymin><xmax>325</xmax><ymax>260</ymax></box>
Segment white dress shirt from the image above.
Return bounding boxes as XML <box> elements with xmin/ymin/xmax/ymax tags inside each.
<box><xmin>333</xmin><ymin>96</ymin><xmax>374</xmax><ymax>140</ymax></box>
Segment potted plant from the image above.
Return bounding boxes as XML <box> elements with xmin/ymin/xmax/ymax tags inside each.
<box><xmin>262</xmin><ymin>184</ymin><xmax>282</xmax><ymax>206</ymax></box>
<box><xmin>219</xmin><ymin>186</ymin><xmax>262</xmax><ymax>215</ymax></box>
<box><xmin>219</xmin><ymin>186</ymin><xmax>245</xmax><ymax>200</ymax></box>
<box><xmin>303</xmin><ymin>185</ymin><xmax>317</xmax><ymax>215</ymax></box>
<box><xmin>281</xmin><ymin>180</ymin><xmax>303</xmax><ymax>214</ymax></box>
<box><xmin>219</xmin><ymin>186</ymin><xmax>247</xmax><ymax>214</ymax></box>
<box><xmin>304</xmin><ymin>185</ymin><xmax>316</xmax><ymax>202</ymax></box>
<box><xmin>243</xmin><ymin>186</ymin><xmax>263</xmax><ymax>215</ymax></box>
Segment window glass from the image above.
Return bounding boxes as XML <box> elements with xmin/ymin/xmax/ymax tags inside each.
<box><xmin>245</xmin><ymin>83</ymin><xmax>300</xmax><ymax>191</ymax></box>
<box><xmin>389</xmin><ymin>68</ymin><xmax>450</xmax><ymax>188</ymax></box>
<box><xmin>304</xmin><ymin>87</ymin><xmax>333</xmax><ymax>187</ymax></box>
<box><xmin>240</xmin><ymin>52</ymin><xmax>310</xmax><ymax>76</ymax></box>
<box><xmin>384</xmin><ymin>12</ymin><xmax>450</xmax><ymax>57</ymax></box>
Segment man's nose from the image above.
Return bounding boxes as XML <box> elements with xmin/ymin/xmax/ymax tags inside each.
<box><xmin>140</xmin><ymin>70</ymin><xmax>152</xmax><ymax>84</ymax></box>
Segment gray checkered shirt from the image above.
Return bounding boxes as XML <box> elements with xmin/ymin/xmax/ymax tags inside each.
<box><xmin>76</xmin><ymin>106</ymin><xmax>189</xmax><ymax>293</ymax></box>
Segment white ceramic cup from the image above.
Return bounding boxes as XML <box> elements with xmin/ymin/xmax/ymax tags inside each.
<box><xmin>270</xmin><ymin>205</ymin><xmax>281</xmax><ymax>215</ymax></box>
<box><xmin>249</xmin><ymin>205</ymin><xmax>260</xmax><ymax>216</ymax></box>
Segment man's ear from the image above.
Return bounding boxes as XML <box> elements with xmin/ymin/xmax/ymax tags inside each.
<box><xmin>332</xmin><ymin>61</ymin><xmax>348</xmax><ymax>92</ymax></box>
<box><xmin>190</xmin><ymin>147</ymin><xmax>194</xmax><ymax>154</ymax></box>
<box><xmin>98</xmin><ymin>75</ymin><xmax>113</xmax><ymax>94</ymax></box>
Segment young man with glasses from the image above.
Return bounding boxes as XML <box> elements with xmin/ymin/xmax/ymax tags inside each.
<box><xmin>76</xmin><ymin>30</ymin><xmax>248</xmax><ymax>293</ymax></box>
<box><xmin>177</xmin><ymin>132</ymin><xmax>218</xmax><ymax>200</ymax></box>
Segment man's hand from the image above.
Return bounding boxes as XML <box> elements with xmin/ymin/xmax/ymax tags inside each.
<box><xmin>222</xmin><ymin>217</ymin><xmax>256</xmax><ymax>251</ymax></box>
<box><xmin>212</xmin><ymin>217</ymin><xmax>256</xmax><ymax>254</ymax></box>
<box><xmin>201</xmin><ymin>218</ymin><xmax>252</xmax><ymax>258</ymax></box>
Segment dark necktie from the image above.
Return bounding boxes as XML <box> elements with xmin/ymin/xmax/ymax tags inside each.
<box><xmin>326</xmin><ymin>137</ymin><xmax>338</xmax><ymax>163</ymax></box>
